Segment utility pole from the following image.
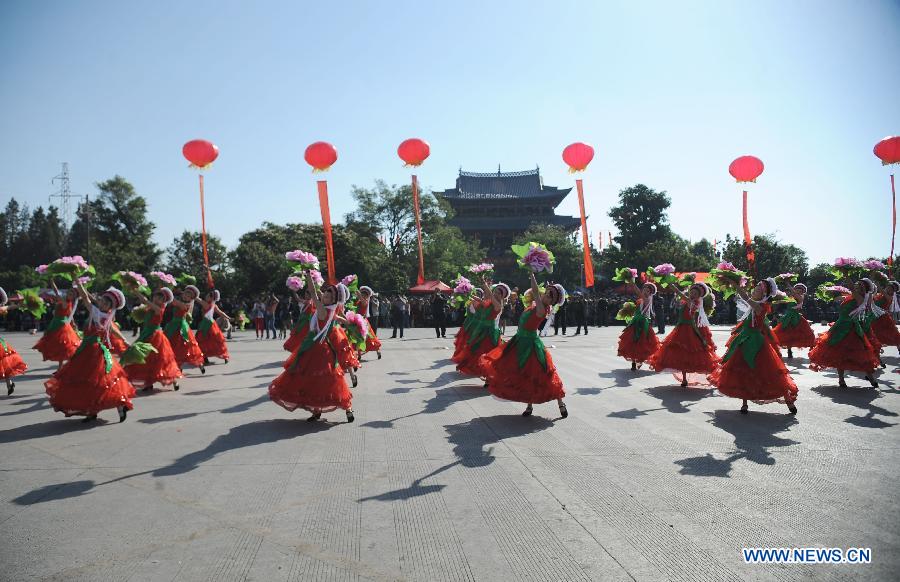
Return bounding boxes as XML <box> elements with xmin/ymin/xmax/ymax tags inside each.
<box><xmin>50</xmin><ymin>162</ymin><xmax>81</xmax><ymax>230</ymax></box>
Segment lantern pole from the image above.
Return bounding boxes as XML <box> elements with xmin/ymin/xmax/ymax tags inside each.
<box><xmin>890</xmin><ymin>173</ymin><xmax>896</xmax><ymax>267</ymax></box>
<box><xmin>198</xmin><ymin>174</ymin><xmax>214</xmax><ymax>288</ymax></box>
<box><xmin>411</xmin><ymin>174</ymin><xmax>425</xmax><ymax>286</ymax></box>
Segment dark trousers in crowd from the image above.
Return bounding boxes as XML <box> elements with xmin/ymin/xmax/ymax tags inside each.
<box><xmin>265</xmin><ymin>314</ymin><xmax>276</xmax><ymax>339</ymax></box>
<box><xmin>434</xmin><ymin>317</ymin><xmax>446</xmax><ymax>338</ymax></box>
<box><xmin>656</xmin><ymin>310</ymin><xmax>667</xmax><ymax>334</ymax></box>
<box><xmin>553</xmin><ymin>316</ymin><xmax>566</xmax><ymax>335</ymax></box>
<box><xmin>574</xmin><ymin>319</ymin><xmax>588</xmax><ymax>335</ymax></box>
<box><xmin>391</xmin><ymin>315</ymin><xmax>404</xmax><ymax>338</ymax></box>
<box><xmin>368</xmin><ymin>315</ymin><xmax>379</xmax><ymax>335</ymax></box>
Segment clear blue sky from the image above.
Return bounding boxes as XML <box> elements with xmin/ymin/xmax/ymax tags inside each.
<box><xmin>2</xmin><ymin>0</ymin><xmax>898</xmax><ymax>267</ymax></box>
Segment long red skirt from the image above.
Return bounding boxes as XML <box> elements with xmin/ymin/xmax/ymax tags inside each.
<box><xmin>108</xmin><ymin>324</ymin><xmax>128</xmax><ymax>355</ymax></box>
<box><xmin>647</xmin><ymin>324</ymin><xmax>719</xmax><ymax>374</ymax></box>
<box><xmin>709</xmin><ymin>345</ymin><xmax>798</xmax><ymax>403</ymax></box>
<box><xmin>364</xmin><ymin>323</ymin><xmax>382</xmax><ymax>353</ymax></box>
<box><xmin>197</xmin><ymin>321</ymin><xmax>229</xmax><ymax>361</ymax></box>
<box><xmin>772</xmin><ymin>318</ymin><xmax>816</xmax><ymax>349</ymax></box>
<box><xmin>283</xmin><ymin>325</ymin><xmax>309</xmax><ymax>353</ymax></box>
<box><xmin>871</xmin><ymin>314</ymin><xmax>900</xmax><ymax>347</ymax></box>
<box><xmin>809</xmin><ymin>331</ymin><xmax>879</xmax><ymax>372</ymax></box>
<box><xmin>269</xmin><ymin>341</ymin><xmax>352</xmax><ymax>413</ymax></box>
<box><xmin>617</xmin><ymin>327</ymin><xmax>660</xmax><ymax>364</ymax></box>
<box><xmin>168</xmin><ymin>328</ymin><xmax>205</xmax><ymax>367</ymax></box>
<box><xmin>124</xmin><ymin>330</ymin><xmax>183</xmax><ymax>388</ymax></box>
<box><xmin>33</xmin><ymin>323</ymin><xmax>81</xmax><ymax>362</ymax></box>
<box><xmin>0</xmin><ymin>341</ymin><xmax>28</xmax><ymax>379</ymax></box>
<box><xmin>45</xmin><ymin>342</ymin><xmax>135</xmax><ymax>416</ymax></box>
<box><xmin>453</xmin><ymin>334</ymin><xmax>504</xmax><ymax>377</ymax></box>
<box><xmin>479</xmin><ymin>344</ymin><xmax>565</xmax><ymax>404</ymax></box>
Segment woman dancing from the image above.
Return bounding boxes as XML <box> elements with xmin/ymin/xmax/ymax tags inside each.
<box><xmin>164</xmin><ymin>284</ymin><xmax>206</xmax><ymax>374</ymax></box>
<box><xmin>809</xmin><ymin>278</ymin><xmax>882</xmax><ymax>388</ymax></box>
<box><xmin>479</xmin><ymin>272</ymin><xmax>568</xmax><ymax>418</ymax></box>
<box><xmin>616</xmin><ymin>281</ymin><xmax>661</xmax><ymax>371</ymax></box>
<box><xmin>452</xmin><ymin>276</ymin><xmax>509</xmax><ymax>379</ymax></box>
<box><xmin>647</xmin><ymin>282</ymin><xmax>719</xmax><ymax>387</ymax></box>
<box><xmin>772</xmin><ymin>282</ymin><xmax>816</xmax><ymax>359</ymax></box>
<box><xmin>45</xmin><ymin>284</ymin><xmax>135</xmax><ymax>422</ymax></box>
<box><xmin>709</xmin><ymin>278</ymin><xmax>798</xmax><ymax>415</ymax></box>
<box><xmin>0</xmin><ymin>287</ymin><xmax>28</xmax><ymax>395</ymax></box>
<box><xmin>269</xmin><ymin>270</ymin><xmax>355</xmax><ymax>423</ymax></box>
<box><xmin>356</xmin><ymin>286</ymin><xmax>382</xmax><ymax>360</ymax></box>
<box><xmin>33</xmin><ymin>281</ymin><xmax>81</xmax><ymax>366</ymax></box>
<box><xmin>124</xmin><ymin>287</ymin><xmax>183</xmax><ymax>391</ymax></box>
<box><xmin>196</xmin><ymin>289</ymin><xmax>231</xmax><ymax>365</ymax></box>
<box><xmin>283</xmin><ymin>287</ymin><xmax>314</xmax><ymax>353</ymax></box>
<box><xmin>870</xmin><ymin>280</ymin><xmax>900</xmax><ymax>355</ymax></box>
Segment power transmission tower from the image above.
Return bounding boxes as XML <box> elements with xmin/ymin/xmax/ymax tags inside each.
<box><xmin>50</xmin><ymin>162</ymin><xmax>81</xmax><ymax>230</ymax></box>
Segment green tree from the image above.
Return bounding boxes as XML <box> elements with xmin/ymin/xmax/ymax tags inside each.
<box><xmin>422</xmin><ymin>225</ymin><xmax>486</xmax><ymax>284</ymax></box>
<box><xmin>66</xmin><ymin>176</ymin><xmax>161</xmax><ymax>276</ymax></box>
<box><xmin>164</xmin><ymin>230</ymin><xmax>230</xmax><ymax>287</ymax></box>
<box><xmin>721</xmin><ymin>233</ymin><xmax>809</xmax><ymax>279</ymax></box>
<box><xmin>608</xmin><ymin>184</ymin><xmax>672</xmax><ymax>254</ymax></box>
<box><xmin>510</xmin><ymin>225</ymin><xmax>586</xmax><ymax>291</ymax></box>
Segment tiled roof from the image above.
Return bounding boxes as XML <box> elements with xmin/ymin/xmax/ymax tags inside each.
<box><xmin>448</xmin><ymin>215</ymin><xmax>582</xmax><ymax>231</ymax></box>
<box><xmin>439</xmin><ymin>167</ymin><xmax>572</xmax><ymax>200</ymax></box>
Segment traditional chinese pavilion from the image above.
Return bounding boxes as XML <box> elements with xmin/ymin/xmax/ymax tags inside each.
<box><xmin>437</xmin><ymin>167</ymin><xmax>581</xmax><ymax>258</ymax></box>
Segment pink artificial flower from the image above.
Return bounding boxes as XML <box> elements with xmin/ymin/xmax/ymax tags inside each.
<box><xmin>286</xmin><ymin>276</ymin><xmax>304</xmax><ymax>292</ymax></box>
<box><xmin>126</xmin><ymin>271</ymin><xmax>148</xmax><ymax>287</ymax></box>
<box><xmin>777</xmin><ymin>272</ymin><xmax>796</xmax><ymax>279</ymax></box>
<box><xmin>285</xmin><ymin>250</ymin><xmax>320</xmax><ymax>269</ymax></box>
<box><xmin>469</xmin><ymin>262</ymin><xmax>494</xmax><ymax>274</ymax></box>
<box><xmin>654</xmin><ymin>263</ymin><xmax>676</xmax><ymax>276</ymax></box>
<box><xmin>453</xmin><ymin>275</ymin><xmax>474</xmax><ymax>295</ymax></box>
<box><xmin>863</xmin><ymin>259</ymin><xmax>885</xmax><ymax>270</ymax></box>
<box><xmin>834</xmin><ymin>257</ymin><xmax>860</xmax><ymax>268</ymax></box>
<box><xmin>76</xmin><ymin>276</ymin><xmax>91</xmax><ymax>286</ymax></box>
<box><xmin>309</xmin><ymin>270</ymin><xmax>324</xmax><ymax>286</ymax></box>
<box><xmin>341</xmin><ymin>274</ymin><xmax>357</xmax><ymax>287</ymax></box>
<box><xmin>716</xmin><ymin>261</ymin><xmax>737</xmax><ymax>271</ymax></box>
<box><xmin>523</xmin><ymin>246</ymin><xmax>553</xmax><ymax>273</ymax></box>
<box><xmin>628</xmin><ymin>268</ymin><xmax>638</xmax><ymax>279</ymax></box>
<box><xmin>35</xmin><ymin>264</ymin><xmax>48</xmax><ymax>274</ymax></box>
<box><xmin>150</xmin><ymin>271</ymin><xmax>177</xmax><ymax>286</ymax></box>
<box><xmin>345</xmin><ymin>311</ymin><xmax>369</xmax><ymax>338</ymax></box>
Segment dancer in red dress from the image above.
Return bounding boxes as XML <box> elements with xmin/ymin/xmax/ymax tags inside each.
<box><xmin>196</xmin><ymin>290</ymin><xmax>231</xmax><ymax>364</ymax></box>
<box><xmin>452</xmin><ymin>277</ymin><xmax>509</xmax><ymax>378</ymax></box>
<box><xmin>164</xmin><ymin>285</ymin><xmax>206</xmax><ymax>374</ymax></box>
<box><xmin>269</xmin><ymin>270</ymin><xmax>354</xmax><ymax>422</ymax></box>
<box><xmin>617</xmin><ymin>282</ymin><xmax>661</xmax><ymax>370</ymax></box>
<box><xmin>283</xmin><ymin>288</ymin><xmax>314</xmax><ymax>353</ymax></box>
<box><xmin>647</xmin><ymin>282</ymin><xmax>719</xmax><ymax>387</ymax></box>
<box><xmin>709</xmin><ymin>278</ymin><xmax>798</xmax><ymax>415</ymax></box>
<box><xmin>0</xmin><ymin>287</ymin><xmax>28</xmax><ymax>395</ymax></box>
<box><xmin>33</xmin><ymin>282</ymin><xmax>81</xmax><ymax>366</ymax></box>
<box><xmin>106</xmin><ymin>321</ymin><xmax>129</xmax><ymax>355</ymax></box>
<box><xmin>452</xmin><ymin>288</ymin><xmax>486</xmax><ymax>361</ymax></box>
<box><xmin>45</xmin><ymin>284</ymin><xmax>135</xmax><ymax>422</ymax></box>
<box><xmin>124</xmin><ymin>287</ymin><xmax>183</xmax><ymax>391</ymax></box>
<box><xmin>809</xmin><ymin>278</ymin><xmax>881</xmax><ymax>388</ymax></box>
<box><xmin>871</xmin><ymin>280</ymin><xmax>900</xmax><ymax>354</ymax></box>
<box><xmin>479</xmin><ymin>272</ymin><xmax>568</xmax><ymax>418</ymax></box>
<box><xmin>356</xmin><ymin>286</ymin><xmax>382</xmax><ymax>360</ymax></box>
<box><xmin>772</xmin><ymin>282</ymin><xmax>816</xmax><ymax>359</ymax></box>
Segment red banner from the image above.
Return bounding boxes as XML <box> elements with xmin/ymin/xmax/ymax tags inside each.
<box><xmin>743</xmin><ymin>190</ymin><xmax>755</xmax><ymax>271</ymax></box>
<box><xmin>412</xmin><ymin>174</ymin><xmax>425</xmax><ymax>285</ymax></box>
<box><xmin>198</xmin><ymin>174</ymin><xmax>214</xmax><ymax>288</ymax></box>
<box><xmin>575</xmin><ymin>179</ymin><xmax>594</xmax><ymax>287</ymax></box>
<box><xmin>317</xmin><ymin>180</ymin><xmax>336</xmax><ymax>284</ymax></box>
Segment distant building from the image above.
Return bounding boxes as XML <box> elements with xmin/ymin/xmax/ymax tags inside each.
<box><xmin>437</xmin><ymin>167</ymin><xmax>580</xmax><ymax>258</ymax></box>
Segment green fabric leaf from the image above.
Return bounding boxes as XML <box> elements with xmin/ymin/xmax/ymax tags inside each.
<box><xmin>120</xmin><ymin>341</ymin><xmax>158</xmax><ymax>366</ymax></box>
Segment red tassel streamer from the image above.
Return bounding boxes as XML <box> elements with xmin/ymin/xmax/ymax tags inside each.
<box><xmin>198</xmin><ymin>175</ymin><xmax>214</xmax><ymax>289</ymax></box>
<box><xmin>412</xmin><ymin>175</ymin><xmax>425</xmax><ymax>285</ymax></box>
<box><xmin>890</xmin><ymin>174</ymin><xmax>896</xmax><ymax>267</ymax></box>
<box><xmin>317</xmin><ymin>181</ymin><xmax>336</xmax><ymax>284</ymax></box>
<box><xmin>575</xmin><ymin>179</ymin><xmax>594</xmax><ymax>287</ymax></box>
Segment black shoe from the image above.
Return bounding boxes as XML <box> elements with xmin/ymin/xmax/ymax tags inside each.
<box><xmin>866</xmin><ymin>374</ymin><xmax>878</xmax><ymax>388</ymax></box>
<box><xmin>173</xmin><ymin>382</ymin><xmax>180</xmax><ymax>391</ymax></box>
<box><xmin>203</xmin><ymin>358</ymin><xmax>211</xmax><ymax>366</ymax></box>
<box><xmin>118</xmin><ymin>406</ymin><xmax>128</xmax><ymax>423</ymax></box>
<box><xmin>631</xmin><ymin>361</ymin><xmax>637</xmax><ymax>371</ymax></box>
<box><xmin>740</xmin><ymin>404</ymin><xmax>748</xmax><ymax>415</ymax></box>
<box><xmin>142</xmin><ymin>385</ymin><xmax>153</xmax><ymax>392</ymax></box>
<box><xmin>522</xmin><ymin>404</ymin><xmax>533</xmax><ymax>417</ymax></box>
<box><xmin>81</xmin><ymin>414</ymin><xmax>97</xmax><ymax>423</ymax></box>
<box><xmin>558</xmin><ymin>402</ymin><xmax>568</xmax><ymax>419</ymax></box>
<box><xmin>351</xmin><ymin>373</ymin><xmax>358</xmax><ymax>388</ymax></box>
<box><xmin>224</xmin><ymin>358</ymin><xmax>229</xmax><ymax>364</ymax></box>
<box><xmin>574</xmin><ymin>332</ymin><xmax>580</xmax><ymax>336</ymax></box>
<box><xmin>6</xmin><ymin>383</ymin><xmax>12</xmax><ymax>396</ymax></box>
<box><xmin>681</xmin><ymin>379</ymin><xmax>688</xmax><ymax>388</ymax></box>
<box><xmin>787</xmin><ymin>403</ymin><xmax>797</xmax><ymax>415</ymax></box>
<box><xmin>307</xmin><ymin>412</ymin><xmax>321</xmax><ymax>422</ymax></box>
<box><xmin>200</xmin><ymin>365</ymin><xmax>206</xmax><ymax>375</ymax></box>
<box><xmin>346</xmin><ymin>410</ymin><xmax>355</xmax><ymax>423</ymax></box>
<box><xmin>377</xmin><ymin>352</ymin><xmax>382</xmax><ymax>360</ymax></box>
<box><xmin>391</xmin><ymin>335</ymin><xmax>396</xmax><ymax>339</ymax></box>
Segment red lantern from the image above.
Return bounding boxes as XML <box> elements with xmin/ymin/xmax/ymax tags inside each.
<box><xmin>729</xmin><ymin>155</ymin><xmax>764</xmax><ymax>183</ymax></box>
<box><xmin>398</xmin><ymin>138</ymin><xmax>430</xmax><ymax>167</ymax></box>
<box><xmin>304</xmin><ymin>141</ymin><xmax>338</xmax><ymax>172</ymax></box>
<box><xmin>874</xmin><ymin>136</ymin><xmax>900</xmax><ymax>166</ymax></box>
<box><xmin>562</xmin><ymin>142</ymin><xmax>594</xmax><ymax>172</ymax></box>
<box><xmin>182</xmin><ymin>139</ymin><xmax>219</xmax><ymax>169</ymax></box>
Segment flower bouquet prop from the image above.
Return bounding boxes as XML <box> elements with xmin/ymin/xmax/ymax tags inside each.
<box><xmin>708</xmin><ymin>261</ymin><xmax>749</xmax><ymax>300</ymax></box>
<box><xmin>646</xmin><ymin>263</ymin><xmax>678</xmax><ymax>288</ymax></box>
<box><xmin>176</xmin><ymin>273</ymin><xmax>197</xmax><ymax>287</ymax></box>
<box><xmin>15</xmin><ymin>287</ymin><xmax>47</xmax><ymax>319</ymax></box>
<box><xmin>286</xmin><ymin>249</ymin><xmax>320</xmax><ymax>272</ymax></box>
<box><xmin>449</xmin><ymin>274</ymin><xmax>475</xmax><ymax>309</ymax></box>
<box><xmin>129</xmin><ymin>305</ymin><xmax>150</xmax><ymax>325</ymax></box>
<box><xmin>774</xmin><ymin>272</ymin><xmax>799</xmax><ymax>284</ymax></box>
<box><xmin>828</xmin><ymin>257</ymin><xmax>863</xmax><ymax>282</ymax></box>
<box><xmin>769</xmin><ymin>290</ymin><xmax>797</xmax><ymax>305</ymax></box>
<box><xmin>235</xmin><ymin>310</ymin><xmax>250</xmax><ymax>330</ymax></box>
<box><xmin>815</xmin><ymin>284</ymin><xmax>851</xmax><ymax>303</ymax></box>
<box><xmin>512</xmin><ymin>242</ymin><xmax>555</xmax><ymax>274</ymax></box>
<box><xmin>611</xmin><ymin>267</ymin><xmax>638</xmax><ymax>284</ymax></box>
<box><xmin>286</xmin><ymin>276</ymin><xmax>305</xmax><ymax>292</ymax></box>
<box><xmin>468</xmin><ymin>262</ymin><xmax>494</xmax><ymax>276</ymax></box>
<box><xmin>44</xmin><ymin>255</ymin><xmax>95</xmax><ymax>282</ymax></box>
<box><xmin>615</xmin><ymin>301</ymin><xmax>637</xmax><ymax>323</ymax></box>
<box><xmin>677</xmin><ymin>272</ymin><xmax>697</xmax><ymax>289</ymax></box>
<box><xmin>112</xmin><ymin>271</ymin><xmax>150</xmax><ymax>296</ymax></box>
<box><xmin>343</xmin><ymin>311</ymin><xmax>369</xmax><ymax>351</ymax></box>
<box><xmin>149</xmin><ymin>271</ymin><xmax>177</xmax><ymax>289</ymax></box>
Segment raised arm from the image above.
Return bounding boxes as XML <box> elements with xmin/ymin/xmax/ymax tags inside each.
<box><xmin>483</xmin><ymin>276</ymin><xmax>502</xmax><ymax>311</ymax></box>
<box><xmin>670</xmin><ymin>285</ymin><xmax>689</xmax><ymax>302</ymax></box>
<box><xmin>195</xmin><ymin>297</ymin><xmax>210</xmax><ymax>311</ymax></box>
<box><xmin>530</xmin><ymin>273</ymin><xmax>546</xmax><ymax>319</ymax></box>
<box><xmin>133</xmin><ymin>291</ymin><xmax>160</xmax><ymax>312</ymax></box>
<box><xmin>736</xmin><ymin>288</ymin><xmax>762</xmax><ymax>311</ymax></box>
<box><xmin>74</xmin><ymin>281</ymin><xmax>96</xmax><ymax>307</ymax></box>
<box><xmin>213</xmin><ymin>304</ymin><xmax>230</xmax><ymax>320</ymax></box>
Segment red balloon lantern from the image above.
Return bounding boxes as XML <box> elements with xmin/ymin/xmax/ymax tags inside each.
<box><xmin>397</xmin><ymin>138</ymin><xmax>431</xmax><ymax>167</ymax></box>
<box><xmin>304</xmin><ymin>141</ymin><xmax>338</xmax><ymax>172</ymax></box>
<box><xmin>729</xmin><ymin>155</ymin><xmax>764</xmax><ymax>183</ymax></box>
<box><xmin>562</xmin><ymin>142</ymin><xmax>594</xmax><ymax>172</ymax></box>
<box><xmin>182</xmin><ymin>139</ymin><xmax>219</xmax><ymax>169</ymax></box>
<box><xmin>874</xmin><ymin>136</ymin><xmax>900</xmax><ymax>166</ymax></box>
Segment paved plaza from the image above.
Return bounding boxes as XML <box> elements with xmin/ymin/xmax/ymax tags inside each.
<box><xmin>1</xmin><ymin>325</ymin><xmax>898</xmax><ymax>581</ymax></box>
